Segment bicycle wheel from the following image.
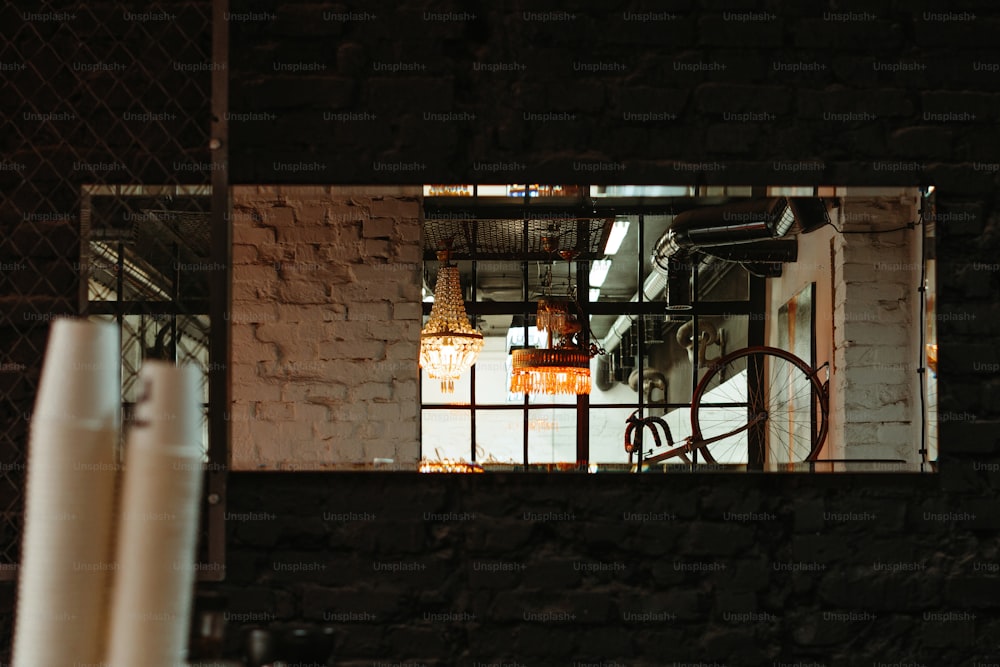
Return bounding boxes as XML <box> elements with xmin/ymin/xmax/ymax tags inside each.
<box><xmin>690</xmin><ymin>346</ymin><xmax>827</xmax><ymax>469</ymax></box>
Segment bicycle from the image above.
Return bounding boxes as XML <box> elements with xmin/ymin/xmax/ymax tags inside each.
<box><xmin>624</xmin><ymin>346</ymin><xmax>829</xmax><ymax>470</ymax></box>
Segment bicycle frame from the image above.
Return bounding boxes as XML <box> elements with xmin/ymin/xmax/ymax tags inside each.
<box><xmin>628</xmin><ymin>345</ymin><xmax>830</xmax><ymax>469</ymax></box>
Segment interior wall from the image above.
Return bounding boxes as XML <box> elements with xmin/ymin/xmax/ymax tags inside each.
<box><xmin>229</xmin><ymin>185</ymin><xmax>422</xmax><ymax>469</ymax></box>
<box><xmin>766</xmin><ymin>195</ymin><xmax>925</xmax><ymax>465</ymax></box>
<box><xmin>766</xmin><ymin>216</ymin><xmax>838</xmax><ymax>456</ymax></box>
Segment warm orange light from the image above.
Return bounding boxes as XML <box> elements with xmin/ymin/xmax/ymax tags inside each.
<box><xmin>926</xmin><ymin>343</ymin><xmax>937</xmax><ymax>374</ymax></box>
<box><xmin>509</xmin><ymin>349</ymin><xmax>591</xmax><ymax>395</ymax></box>
<box><xmin>419</xmin><ymin>255</ymin><xmax>483</xmax><ymax>393</ymax></box>
<box><xmin>418</xmin><ymin>459</ymin><xmax>485</xmax><ymax>473</ymax></box>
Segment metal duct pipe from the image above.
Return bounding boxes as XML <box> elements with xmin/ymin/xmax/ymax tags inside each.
<box><xmin>651</xmin><ymin>198</ymin><xmax>792</xmax><ymax>272</ymax></box>
<box><xmin>598</xmin><ymin>250</ymin><xmax>744</xmax><ymax>357</ymax></box>
<box><xmin>599</xmin><ymin>199</ymin><xmax>802</xmax><ymax>358</ymax></box>
<box><xmin>595</xmin><ymin>356</ymin><xmax>614</xmax><ymax>392</ymax></box>
<box><xmin>697</xmin><ymin>239</ymin><xmax>799</xmax><ymax>263</ymax></box>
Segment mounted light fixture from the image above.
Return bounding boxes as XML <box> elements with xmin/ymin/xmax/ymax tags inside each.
<box><xmin>650</xmin><ymin>198</ymin><xmax>805</xmax><ymax>304</ymax></box>
<box><xmin>787</xmin><ymin>197</ymin><xmax>830</xmax><ymax>234</ymax></box>
<box><xmin>604</xmin><ymin>217</ymin><xmax>630</xmax><ymax>255</ymax></box>
<box><xmin>589</xmin><ymin>258</ymin><xmax>612</xmax><ymax>288</ymax></box>
<box><xmin>419</xmin><ymin>244</ymin><xmax>483</xmax><ymax>393</ymax></box>
<box><xmin>510</xmin><ymin>239</ymin><xmax>602</xmax><ymax>395</ymax></box>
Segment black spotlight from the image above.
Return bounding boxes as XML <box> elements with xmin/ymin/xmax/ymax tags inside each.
<box><xmin>788</xmin><ymin>197</ymin><xmax>831</xmax><ymax>234</ymax></box>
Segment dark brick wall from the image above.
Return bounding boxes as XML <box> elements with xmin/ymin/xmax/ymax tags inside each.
<box><xmin>215</xmin><ymin>2</ymin><xmax>1000</xmax><ymax>665</ymax></box>
<box><xmin>4</xmin><ymin>0</ymin><xmax>1000</xmax><ymax>665</ymax></box>
<box><xmin>212</xmin><ymin>471</ymin><xmax>995</xmax><ymax>666</ymax></box>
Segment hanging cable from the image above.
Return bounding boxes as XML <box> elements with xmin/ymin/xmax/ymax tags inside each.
<box><xmin>917</xmin><ymin>191</ymin><xmax>929</xmax><ymax>469</ymax></box>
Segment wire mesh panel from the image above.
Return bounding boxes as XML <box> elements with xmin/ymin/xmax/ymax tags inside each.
<box><xmin>423</xmin><ymin>216</ymin><xmax>611</xmax><ymax>260</ymax></box>
<box><xmin>0</xmin><ymin>0</ymin><xmax>225</xmax><ymax>593</ymax></box>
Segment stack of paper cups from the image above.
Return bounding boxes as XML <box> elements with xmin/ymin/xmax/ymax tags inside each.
<box><xmin>12</xmin><ymin>318</ymin><xmax>122</xmax><ymax>667</ymax></box>
<box><xmin>106</xmin><ymin>361</ymin><xmax>204</xmax><ymax>667</ymax></box>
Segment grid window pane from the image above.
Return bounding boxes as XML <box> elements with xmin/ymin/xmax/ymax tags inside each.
<box><xmin>421</xmin><ymin>410</ymin><xmax>472</xmax><ymax>461</ymax></box>
<box><xmin>475</xmin><ymin>410</ymin><xmax>524</xmax><ymax>464</ymax></box>
<box><xmin>527</xmin><ymin>408</ymin><xmax>576</xmax><ymax>463</ymax></box>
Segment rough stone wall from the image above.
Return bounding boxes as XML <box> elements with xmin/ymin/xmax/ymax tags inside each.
<box><xmin>230</xmin><ymin>186</ymin><xmax>422</xmax><ymax>469</ymax></box>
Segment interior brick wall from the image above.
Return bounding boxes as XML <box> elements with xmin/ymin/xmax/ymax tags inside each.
<box><xmin>208</xmin><ymin>3</ymin><xmax>1000</xmax><ymax>664</ymax></box>
<box><xmin>229</xmin><ymin>186</ymin><xmax>422</xmax><ymax>469</ymax></box>
<box><xmin>832</xmin><ymin>195</ymin><xmax>924</xmax><ymax>463</ymax></box>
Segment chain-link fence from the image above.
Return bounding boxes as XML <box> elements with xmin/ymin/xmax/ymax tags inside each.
<box><xmin>0</xmin><ymin>0</ymin><xmax>226</xmax><ymax>586</ymax></box>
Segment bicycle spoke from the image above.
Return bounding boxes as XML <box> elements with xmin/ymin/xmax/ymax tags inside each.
<box><xmin>690</xmin><ymin>347</ymin><xmax>826</xmax><ymax>468</ymax></box>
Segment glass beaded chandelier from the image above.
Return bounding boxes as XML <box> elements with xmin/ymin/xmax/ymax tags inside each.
<box><xmin>509</xmin><ymin>238</ymin><xmax>601</xmax><ymax>396</ymax></box>
<box><xmin>419</xmin><ymin>246</ymin><xmax>483</xmax><ymax>393</ymax></box>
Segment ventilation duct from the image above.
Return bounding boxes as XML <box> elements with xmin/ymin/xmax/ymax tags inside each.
<box><xmin>651</xmin><ymin>198</ymin><xmax>794</xmax><ymax>272</ymax></box>
<box><xmin>698</xmin><ymin>239</ymin><xmax>799</xmax><ymax>263</ymax></box>
<box><xmin>598</xmin><ymin>254</ymin><xmax>730</xmax><ymax>355</ymax></box>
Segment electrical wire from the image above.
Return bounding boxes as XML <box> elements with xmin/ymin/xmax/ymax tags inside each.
<box><xmin>824</xmin><ymin>218</ymin><xmax>916</xmax><ymax>235</ymax></box>
<box><xmin>917</xmin><ymin>192</ymin><xmax>929</xmax><ymax>469</ymax></box>
<box><xmin>736</xmin><ymin>260</ymin><xmax>774</xmax><ymax>279</ymax></box>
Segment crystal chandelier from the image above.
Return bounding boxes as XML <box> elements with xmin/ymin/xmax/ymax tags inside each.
<box><xmin>510</xmin><ymin>239</ymin><xmax>602</xmax><ymax>395</ymax></box>
<box><xmin>419</xmin><ymin>246</ymin><xmax>483</xmax><ymax>393</ymax></box>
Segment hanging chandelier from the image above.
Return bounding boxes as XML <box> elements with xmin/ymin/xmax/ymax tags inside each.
<box><xmin>419</xmin><ymin>245</ymin><xmax>484</xmax><ymax>393</ymax></box>
<box><xmin>510</xmin><ymin>239</ymin><xmax>603</xmax><ymax>396</ymax></box>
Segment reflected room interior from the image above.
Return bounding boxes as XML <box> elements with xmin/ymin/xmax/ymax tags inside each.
<box><xmin>420</xmin><ymin>185</ymin><xmax>937</xmax><ymax>473</ymax></box>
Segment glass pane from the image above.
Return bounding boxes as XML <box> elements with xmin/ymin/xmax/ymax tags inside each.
<box><xmin>200</xmin><ymin>406</ymin><xmax>210</xmax><ymax>462</ymax></box>
<box><xmin>591</xmin><ymin>185</ymin><xmax>695</xmax><ymax>198</ymax></box>
<box><xmin>424</xmin><ymin>184</ymin><xmax>473</xmax><ymax>197</ymax></box>
<box><xmin>421</xmin><ymin>410</ymin><xmax>471</xmax><ymax>461</ymax></box>
<box><xmin>645</xmin><ymin>314</ymin><xmax>695</xmax><ymax>406</ymax></box>
<box><xmin>697</xmin><ymin>313</ymin><xmax>749</xmax><ymax>384</ymax></box>
<box><xmin>641</xmin><ymin>214</ymin><xmax>674</xmax><ymax>305</ymax></box>
<box><xmin>589</xmin><ymin>407</ymin><xmax>635</xmax><ymax>464</ymax></box>
<box><xmin>590</xmin><ymin>214</ymin><xmax>639</xmax><ymax>303</ymax></box>
<box><xmin>697</xmin><ymin>259</ymin><xmax>750</xmax><ymax>301</ymax></box>
<box><xmin>527</xmin><ymin>408</ymin><xmax>576</xmax><ymax>463</ymax></box>
<box><xmin>475</xmin><ymin>333</ymin><xmax>522</xmax><ymax>404</ymax></box>
<box><xmin>475</xmin><ymin>410</ymin><xmax>524</xmax><ymax>465</ymax></box>
<box><xmin>692</xmin><ymin>405</ymin><xmax>749</xmax><ymax>464</ymax></box>
<box><xmin>421</xmin><ymin>365</ymin><xmax>471</xmax><ymax>405</ymax></box>
<box><xmin>531</xmin><ymin>184</ymin><xmax>583</xmax><ymax>200</ymax></box>
<box><xmin>85</xmin><ymin>194</ymin><xmax>213</xmax><ymax>303</ymax></box>
<box><xmin>120</xmin><ymin>314</ymin><xmax>146</xmax><ymax>403</ymax></box>
<box><xmin>474</xmin><ymin>260</ymin><xmax>523</xmax><ymax>302</ymax></box>
<box><xmin>590</xmin><ymin>316</ymin><xmax>639</xmax><ymax>405</ymax></box>
<box><xmin>86</xmin><ymin>241</ymin><xmax>119</xmax><ymax>301</ymax></box>
<box><xmin>174</xmin><ymin>314</ymin><xmax>211</xmax><ymax>405</ymax></box>
<box><xmin>527</xmin><ymin>257</ymin><xmax>578</xmax><ymax>304</ymax></box>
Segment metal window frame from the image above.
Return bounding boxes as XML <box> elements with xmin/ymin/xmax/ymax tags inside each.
<box><xmin>419</xmin><ymin>187</ymin><xmax>764</xmax><ymax>469</ymax></box>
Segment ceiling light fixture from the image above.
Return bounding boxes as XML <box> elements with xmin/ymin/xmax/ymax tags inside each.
<box><xmin>604</xmin><ymin>218</ymin><xmax>630</xmax><ymax>255</ymax></box>
<box><xmin>787</xmin><ymin>197</ymin><xmax>830</xmax><ymax>234</ymax></box>
<box><xmin>589</xmin><ymin>258</ymin><xmax>612</xmax><ymax>288</ymax></box>
<box><xmin>510</xmin><ymin>238</ymin><xmax>603</xmax><ymax>395</ymax></box>
<box><xmin>419</xmin><ymin>243</ymin><xmax>484</xmax><ymax>393</ymax></box>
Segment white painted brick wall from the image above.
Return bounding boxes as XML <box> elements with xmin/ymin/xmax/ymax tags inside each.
<box><xmin>230</xmin><ymin>185</ymin><xmax>422</xmax><ymax>470</ymax></box>
<box><xmin>831</xmin><ymin>196</ymin><xmax>921</xmax><ymax>463</ymax></box>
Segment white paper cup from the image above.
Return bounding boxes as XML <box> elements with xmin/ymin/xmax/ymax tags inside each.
<box><xmin>106</xmin><ymin>361</ymin><xmax>204</xmax><ymax>667</ymax></box>
<box><xmin>33</xmin><ymin>317</ymin><xmax>120</xmax><ymax>428</ymax></box>
<box><xmin>131</xmin><ymin>361</ymin><xmax>201</xmax><ymax>452</ymax></box>
<box><xmin>12</xmin><ymin>422</ymin><xmax>120</xmax><ymax>667</ymax></box>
